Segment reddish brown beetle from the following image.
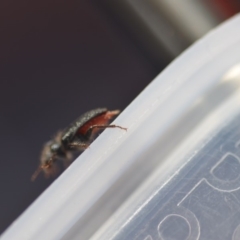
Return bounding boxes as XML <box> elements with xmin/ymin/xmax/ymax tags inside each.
<box><xmin>31</xmin><ymin>108</ymin><xmax>126</xmax><ymax>181</ymax></box>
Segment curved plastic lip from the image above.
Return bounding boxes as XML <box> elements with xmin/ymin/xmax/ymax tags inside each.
<box><xmin>91</xmin><ymin>69</ymin><xmax>240</xmax><ymax>240</ymax></box>
<box><xmin>2</xmin><ymin>14</ymin><xmax>240</xmax><ymax>240</ymax></box>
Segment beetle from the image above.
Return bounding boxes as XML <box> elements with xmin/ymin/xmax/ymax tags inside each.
<box><xmin>31</xmin><ymin>108</ymin><xmax>126</xmax><ymax>181</ymax></box>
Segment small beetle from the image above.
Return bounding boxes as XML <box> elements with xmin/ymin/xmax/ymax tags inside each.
<box><xmin>31</xmin><ymin>108</ymin><xmax>126</xmax><ymax>181</ymax></box>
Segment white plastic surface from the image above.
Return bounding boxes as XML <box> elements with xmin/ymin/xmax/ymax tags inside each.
<box><xmin>2</xmin><ymin>14</ymin><xmax>240</xmax><ymax>240</ymax></box>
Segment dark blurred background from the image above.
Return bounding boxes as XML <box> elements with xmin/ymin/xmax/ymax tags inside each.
<box><xmin>0</xmin><ymin>0</ymin><xmax>239</xmax><ymax>235</ymax></box>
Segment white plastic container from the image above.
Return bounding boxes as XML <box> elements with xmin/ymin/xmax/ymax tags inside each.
<box><xmin>2</xmin><ymin>14</ymin><xmax>240</xmax><ymax>240</ymax></box>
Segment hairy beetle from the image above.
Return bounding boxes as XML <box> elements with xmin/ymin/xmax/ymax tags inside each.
<box><xmin>31</xmin><ymin>108</ymin><xmax>126</xmax><ymax>181</ymax></box>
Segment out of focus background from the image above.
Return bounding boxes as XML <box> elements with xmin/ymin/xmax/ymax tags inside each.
<box><xmin>0</xmin><ymin>0</ymin><xmax>240</xmax><ymax>235</ymax></box>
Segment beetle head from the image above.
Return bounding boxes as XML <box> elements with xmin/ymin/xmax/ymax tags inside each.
<box><xmin>31</xmin><ymin>140</ymin><xmax>61</xmax><ymax>181</ymax></box>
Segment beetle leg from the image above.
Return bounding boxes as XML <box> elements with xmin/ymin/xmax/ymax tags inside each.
<box><xmin>48</xmin><ymin>163</ymin><xmax>60</xmax><ymax>178</ymax></box>
<box><xmin>68</xmin><ymin>142</ymin><xmax>89</xmax><ymax>149</ymax></box>
<box><xmin>85</xmin><ymin>124</ymin><xmax>127</xmax><ymax>140</ymax></box>
<box><xmin>62</xmin><ymin>152</ymin><xmax>73</xmax><ymax>168</ymax></box>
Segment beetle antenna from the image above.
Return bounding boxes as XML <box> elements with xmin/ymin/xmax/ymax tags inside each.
<box><xmin>31</xmin><ymin>166</ymin><xmax>43</xmax><ymax>181</ymax></box>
